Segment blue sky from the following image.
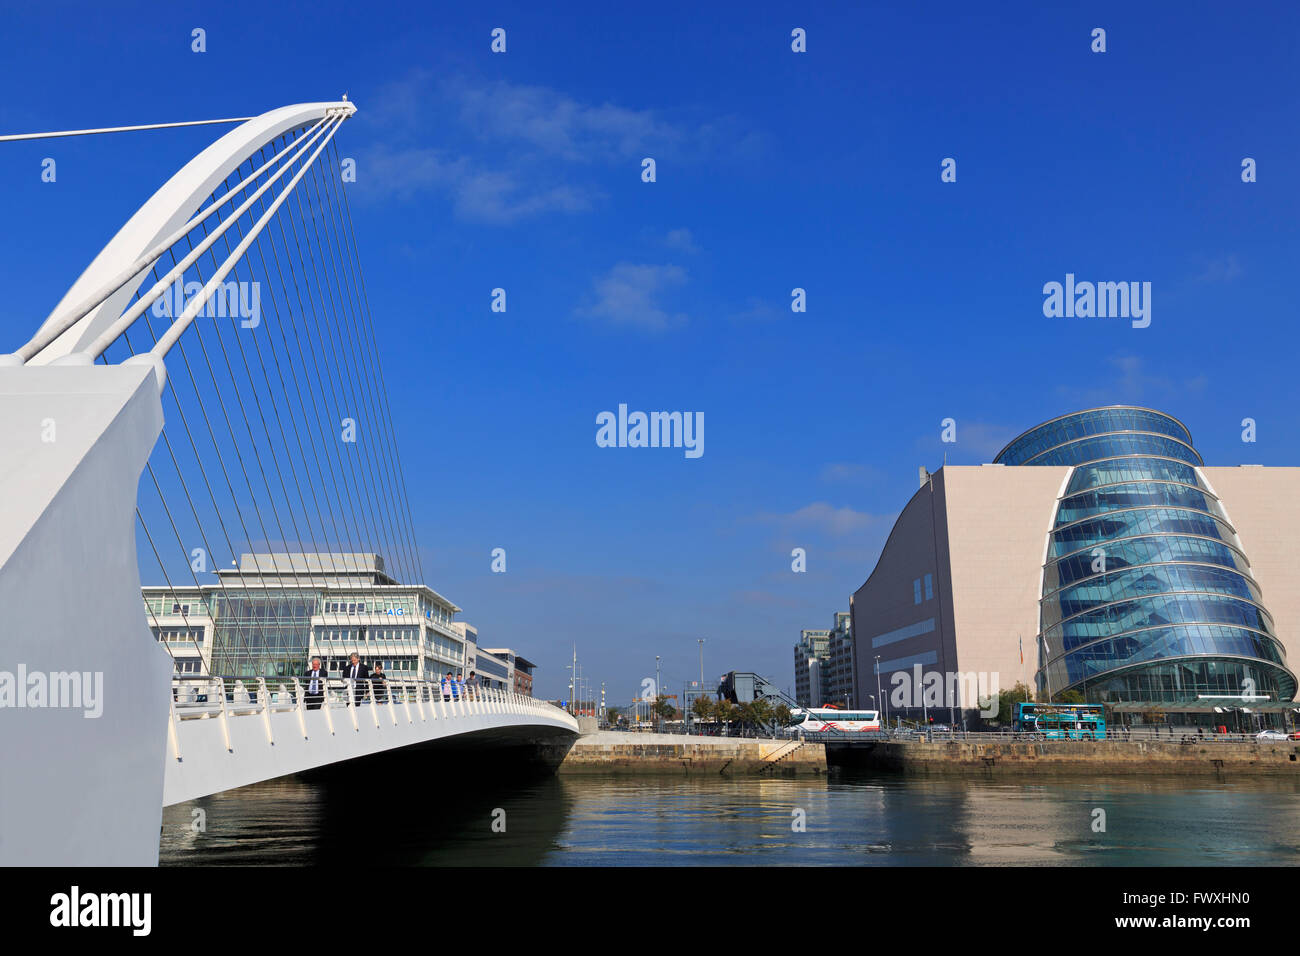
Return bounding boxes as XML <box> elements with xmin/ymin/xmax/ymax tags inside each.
<box><xmin>3</xmin><ymin>2</ymin><xmax>1299</xmax><ymax>702</ymax></box>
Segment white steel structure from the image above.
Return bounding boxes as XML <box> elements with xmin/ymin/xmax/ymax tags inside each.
<box><xmin>0</xmin><ymin>101</ymin><xmax>578</xmax><ymax>867</ymax></box>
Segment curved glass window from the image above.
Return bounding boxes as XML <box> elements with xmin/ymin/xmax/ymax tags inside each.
<box><xmin>1044</xmin><ymin>639</ymin><xmax>1295</xmax><ymax>702</ymax></box>
<box><xmin>1065</xmin><ymin>457</ymin><xmax>1202</xmax><ymax>494</ymax></box>
<box><xmin>996</xmin><ymin>408</ymin><xmax>1192</xmax><ymax>464</ymax></box>
<box><xmin>1044</xmin><ymin>592</ymin><xmax>1276</xmax><ymax>649</ymax></box>
<box><xmin>1022</xmin><ymin>434</ymin><xmax>1201</xmax><ymax>468</ymax></box>
<box><xmin>1054</xmin><ymin>482</ymin><xmax>1223</xmax><ymax>526</ymax></box>
<box><xmin>1043</xmin><ymin>535</ymin><xmax>1252</xmax><ymax>593</ymax></box>
<box><xmin>1050</xmin><ymin>508</ymin><xmax>1239</xmax><ymax>557</ymax></box>
<box><xmin>1042</xmin><ymin>564</ymin><xmax>1264</xmax><ymax>629</ymax></box>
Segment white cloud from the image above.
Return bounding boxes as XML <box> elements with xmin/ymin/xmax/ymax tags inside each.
<box><xmin>1054</xmin><ymin>353</ymin><xmax>1207</xmax><ymax>407</ymax></box>
<box><xmin>916</xmin><ymin>421</ymin><xmax>1017</xmax><ymax>461</ymax></box>
<box><xmin>820</xmin><ymin>463</ymin><xmax>884</xmax><ymax>485</ymax></box>
<box><xmin>1196</xmin><ymin>254</ymin><xmax>1243</xmax><ymax>283</ymax></box>
<box><xmin>575</xmin><ymin>262</ymin><xmax>688</xmax><ymax>331</ymax></box>
<box><xmin>727</xmin><ymin>296</ymin><xmax>784</xmax><ymax>323</ymax></box>
<box><xmin>664</xmin><ymin>228</ymin><xmax>699</xmax><ymax>253</ymax></box>
<box><xmin>753</xmin><ymin>502</ymin><xmax>889</xmax><ymax>538</ymax></box>
<box><xmin>353</xmin><ymin>71</ymin><xmax>756</xmax><ymax>224</ymax></box>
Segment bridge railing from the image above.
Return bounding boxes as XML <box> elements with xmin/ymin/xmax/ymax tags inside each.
<box><xmin>165</xmin><ymin>675</ymin><xmax>569</xmax><ymax>760</ymax></box>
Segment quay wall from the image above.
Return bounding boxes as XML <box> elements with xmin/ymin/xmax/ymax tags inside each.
<box><xmin>837</xmin><ymin>739</ymin><xmax>1300</xmax><ymax>775</ymax></box>
<box><xmin>559</xmin><ymin>731</ymin><xmax>827</xmax><ymax>775</ymax></box>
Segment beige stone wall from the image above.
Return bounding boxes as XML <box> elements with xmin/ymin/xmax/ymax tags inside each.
<box><xmin>941</xmin><ymin>465</ymin><xmax>1070</xmax><ymax>707</ymax></box>
<box><xmin>860</xmin><ymin>738</ymin><xmax>1300</xmax><ymax>776</ymax></box>
<box><xmin>1201</xmin><ymin>466</ymin><xmax>1300</xmax><ymax>680</ymax></box>
<box><xmin>559</xmin><ymin>732</ymin><xmax>827</xmax><ymax>774</ymax></box>
<box><xmin>851</xmin><ymin>465</ymin><xmax>1067</xmax><ymax>713</ymax></box>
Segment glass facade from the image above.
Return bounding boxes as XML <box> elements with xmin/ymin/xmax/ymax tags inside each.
<box><xmin>211</xmin><ymin>589</ymin><xmax>318</xmax><ymax>678</ymax></box>
<box><xmin>995</xmin><ymin>407</ymin><xmax>1296</xmax><ymax>704</ymax></box>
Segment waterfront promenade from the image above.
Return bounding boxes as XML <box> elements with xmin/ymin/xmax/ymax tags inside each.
<box><xmin>559</xmin><ymin>730</ymin><xmax>827</xmax><ymax>775</ymax></box>
<box><xmin>830</xmin><ymin>735</ymin><xmax>1300</xmax><ymax>775</ymax></box>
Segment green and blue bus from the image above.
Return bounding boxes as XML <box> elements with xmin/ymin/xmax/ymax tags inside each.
<box><xmin>1013</xmin><ymin>702</ymin><xmax>1106</xmax><ymax>740</ymax></box>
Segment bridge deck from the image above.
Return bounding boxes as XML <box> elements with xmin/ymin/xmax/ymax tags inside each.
<box><xmin>164</xmin><ymin>678</ymin><xmax>579</xmax><ymax>805</ymax></box>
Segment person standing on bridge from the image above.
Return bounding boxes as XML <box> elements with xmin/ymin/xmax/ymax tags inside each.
<box><xmin>441</xmin><ymin>671</ymin><xmax>452</xmax><ymax>701</ymax></box>
<box><xmin>345</xmin><ymin>652</ymin><xmax>370</xmax><ymax>706</ymax></box>
<box><xmin>371</xmin><ymin>661</ymin><xmax>388</xmax><ymax>704</ymax></box>
<box><xmin>304</xmin><ymin>657</ymin><xmax>326</xmax><ymax>710</ymax></box>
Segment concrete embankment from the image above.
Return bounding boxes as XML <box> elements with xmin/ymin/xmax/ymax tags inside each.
<box><xmin>559</xmin><ymin>731</ymin><xmax>826</xmax><ymax>775</ymax></box>
<box><xmin>832</xmin><ymin>738</ymin><xmax>1300</xmax><ymax>776</ymax></box>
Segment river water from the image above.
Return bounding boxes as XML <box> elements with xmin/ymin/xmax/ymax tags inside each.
<box><xmin>159</xmin><ymin>771</ymin><xmax>1300</xmax><ymax>866</ymax></box>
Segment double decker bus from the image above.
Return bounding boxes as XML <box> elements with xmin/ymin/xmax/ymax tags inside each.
<box><xmin>1013</xmin><ymin>702</ymin><xmax>1105</xmax><ymax>740</ymax></box>
<box><xmin>788</xmin><ymin>707</ymin><xmax>881</xmax><ymax>732</ymax></box>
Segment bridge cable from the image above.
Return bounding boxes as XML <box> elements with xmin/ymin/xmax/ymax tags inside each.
<box><xmin>122</xmin><ymin>249</ymin><xmax>273</xmax><ymax>676</ymax></box>
<box><xmin>325</xmin><ymin>138</ymin><xmax>428</xmax><ymax>585</ymax></box>
<box><xmin>248</xmin><ymin>131</ymin><xmax>394</xmax><ymax>662</ymax></box>
<box><xmin>177</xmin><ymin>143</ymin><xmax>348</xmax><ymax>673</ymax></box>
<box><xmin>239</xmin><ymin>135</ymin><xmax>373</xmax><ymax>651</ymax></box>
<box><xmin>21</xmin><ymin>117</ymin><xmax>330</xmax><ymax>362</ymax></box>
<box><xmin>289</xmin><ymin>153</ymin><xmax>417</xmax><ymax>586</ymax></box>
<box><xmin>258</xmin><ymin>141</ymin><xmax>389</xmax><ymax>594</ymax></box>
<box><xmin>273</xmin><ymin>159</ymin><xmax>408</xmax><ymax>588</ymax></box>
<box><xmin>0</xmin><ymin>116</ymin><xmax>257</xmax><ymax>143</ymax></box>
<box><xmin>227</xmin><ymin>144</ymin><xmax>360</xmax><ymax>640</ymax></box>
<box><xmin>305</xmin><ymin>150</ymin><xmax>423</xmax><ymax>587</ymax></box>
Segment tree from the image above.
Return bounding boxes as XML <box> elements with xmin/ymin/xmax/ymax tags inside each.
<box><xmin>715</xmin><ymin>699</ymin><xmax>737</xmax><ymax>729</ymax></box>
<box><xmin>774</xmin><ymin>703</ymin><xmax>791</xmax><ymax>726</ymax></box>
<box><xmin>605</xmin><ymin>707</ymin><xmax>620</xmax><ymax>726</ymax></box>
<box><xmin>653</xmin><ymin>694</ymin><xmax>675</xmax><ymax>721</ymax></box>
<box><xmin>1056</xmin><ymin>689</ymin><xmax>1086</xmax><ymax>704</ymax></box>
<box><xmin>985</xmin><ymin>681</ymin><xmax>1033</xmax><ymax>727</ymax></box>
<box><xmin>691</xmin><ymin>696</ymin><xmax>714</xmax><ymax>722</ymax></box>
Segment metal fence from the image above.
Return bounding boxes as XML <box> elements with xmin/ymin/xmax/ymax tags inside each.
<box><xmin>791</xmin><ymin>726</ymin><xmax>1295</xmax><ymax>745</ymax></box>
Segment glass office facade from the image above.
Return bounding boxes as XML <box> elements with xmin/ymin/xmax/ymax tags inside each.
<box><xmin>995</xmin><ymin>407</ymin><xmax>1296</xmax><ymax>703</ymax></box>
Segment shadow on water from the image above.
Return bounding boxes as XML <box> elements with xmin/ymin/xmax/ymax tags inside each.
<box><xmin>161</xmin><ymin>735</ymin><xmax>574</xmax><ymax>866</ymax></box>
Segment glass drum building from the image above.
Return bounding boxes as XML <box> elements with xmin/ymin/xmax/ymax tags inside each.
<box><xmin>850</xmin><ymin>405</ymin><xmax>1300</xmax><ymax>724</ymax></box>
<box><xmin>994</xmin><ymin>408</ymin><xmax>1296</xmax><ymax>704</ymax></box>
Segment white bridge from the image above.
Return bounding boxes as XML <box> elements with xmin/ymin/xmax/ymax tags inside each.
<box><xmin>0</xmin><ymin>101</ymin><xmax>579</xmax><ymax>867</ymax></box>
<box><xmin>165</xmin><ymin>678</ymin><xmax>577</xmax><ymax>806</ymax></box>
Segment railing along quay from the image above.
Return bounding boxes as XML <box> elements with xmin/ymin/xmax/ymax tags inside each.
<box><xmin>790</xmin><ymin>728</ymin><xmax>1294</xmax><ymax>745</ymax></box>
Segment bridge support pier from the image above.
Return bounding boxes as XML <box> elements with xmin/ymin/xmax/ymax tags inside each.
<box><xmin>0</xmin><ymin>363</ymin><xmax>172</xmax><ymax>866</ymax></box>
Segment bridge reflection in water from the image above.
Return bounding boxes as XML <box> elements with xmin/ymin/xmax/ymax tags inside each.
<box><xmin>161</xmin><ymin>769</ymin><xmax>1300</xmax><ymax>866</ymax></box>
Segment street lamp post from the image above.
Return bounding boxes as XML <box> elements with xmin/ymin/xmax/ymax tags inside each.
<box><xmin>697</xmin><ymin>638</ymin><xmax>705</xmax><ymax>735</ymax></box>
<box><xmin>655</xmin><ymin>655</ymin><xmax>662</xmax><ymax>734</ymax></box>
<box><xmin>875</xmin><ymin>655</ymin><xmax>884</xmax><ymax>725</ymax></box>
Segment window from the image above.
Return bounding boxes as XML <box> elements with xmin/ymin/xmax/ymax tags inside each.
<box><xmin>913</xmin><ymin>579</ymin><xmax>922</xmax><ymax>604</ymax></box>
<box><xmin>924</xmin><ymin>573</ymin><xmax>934</xmax><ymax>600</ymax></box>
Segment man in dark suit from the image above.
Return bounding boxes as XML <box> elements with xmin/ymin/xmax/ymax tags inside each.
<box><xmin>304</xmin><ymin>657</ymin><xmax>327</xmax><ymax>710</ymax></box>
<box><xmin>344</xmin><ymin>652</ymin><xmax>370</xmax><ymax>706</ymax></box>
